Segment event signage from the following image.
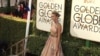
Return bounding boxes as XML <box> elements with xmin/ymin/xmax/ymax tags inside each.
<box><xmin>36</xmin><ymin>0</ymin><xmax>65</xmax><ymax>32</ymax></box>
<box><xmin>70</xmin><ymin>0</ymin><xmax>100</xmax><ymax>42</ymax></box>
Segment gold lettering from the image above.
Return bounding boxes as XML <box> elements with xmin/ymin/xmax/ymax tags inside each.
<box><xmin>84</xmin><ymin>0</ymin><xmax>95</xmax><ymax>3</ymax></box>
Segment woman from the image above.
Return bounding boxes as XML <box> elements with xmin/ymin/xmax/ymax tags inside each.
<box><xmin>41</xmin><ymin>11</ymin><xmax>64</xmax><ymax>56</ymax></box>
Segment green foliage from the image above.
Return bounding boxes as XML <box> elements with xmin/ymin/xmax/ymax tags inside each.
<box><xmin>0</xmin><ymin>15</ymin><xmax>33</xmax><ymax>43</ymax></box>
<box><xmin>62</xmin><ymin>41</ymin><xmax>80</xmax><ymax>56</ymax></box>
<box><xmin>78</xmin><ymin>47</ymin><xmax>100</xmax><ymax>56</ymax></box>
<box><xmin>0</xmin><ymin>7</ymin><xmax>7</xmax><ymax>13</ymax></box>
<box><xmin>27</xmin><ymin>36</ymin><xmax>47</xmax><ymax>56</ymax></box>
<box><xmin>0</xmin><ymin>6</ymin><xmax>15</xmax><ymax>14</ymax></box>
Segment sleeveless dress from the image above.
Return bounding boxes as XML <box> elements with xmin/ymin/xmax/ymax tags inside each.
<box><xmin>40</xmin><ymin>22</ymin><xmax>64</xmax><ymax>56</ymax></box>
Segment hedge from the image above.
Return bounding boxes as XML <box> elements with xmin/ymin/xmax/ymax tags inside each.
<box><xmin>27</xmin><ymin>35</ymin><xmax>100</xmax><ymax>56</ymax></box>
<box><xmin>0</xmin><ymin>14</ymin><xmax>33</xmax><ymax>44</ymax></box>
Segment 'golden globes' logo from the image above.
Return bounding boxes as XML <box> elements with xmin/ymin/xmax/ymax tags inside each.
<box><xmin>72</xmin><ymin>1</ymin><xmax>100</xmax><ymax>33</ymax></box>
<box><xmin>84</xmin><ymin>0</ymin><xmax>95</xmax><ymax>3</ymax></box>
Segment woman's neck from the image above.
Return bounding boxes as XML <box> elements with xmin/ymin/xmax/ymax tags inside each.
<box><xmin>54</xmin><ymin>20</ymin><xmax>58</xmax><ymax>24</ymax></box>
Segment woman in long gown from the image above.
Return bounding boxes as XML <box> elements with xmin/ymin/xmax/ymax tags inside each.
<box><xmin>41</xmin><ymin>11</ymin><xmax>64</xmax><ymax>56</ymax></box>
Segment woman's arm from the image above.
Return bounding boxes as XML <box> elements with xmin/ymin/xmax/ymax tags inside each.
<box><xmin>57</xmin><ymin>23</ymin><xmax>62</xmax><ymax>45</ymax></box>
<box><xmin>55</xmin><ymin>23</ymin><xmax>62</xmax><ymax>55</ymax></box>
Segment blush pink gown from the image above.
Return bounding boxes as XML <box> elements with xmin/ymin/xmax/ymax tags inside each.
<box><xmin>40</xmin><ymin>22</ymin><xmax>64</xmax><ymax>56</ymax></box>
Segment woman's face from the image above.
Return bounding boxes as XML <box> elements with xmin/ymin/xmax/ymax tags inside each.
<box><xmin>51</xmin><ymin>14</ymin><xmax>57</xmax><ymax>21</ymax></box>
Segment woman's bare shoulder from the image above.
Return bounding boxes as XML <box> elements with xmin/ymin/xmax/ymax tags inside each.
<box><xmin>57</xmin><ymin>23</ymin><xmax>63</xmax><ymax>33</ymax></box>
<box><xmin>57</xmin><ymin>23</ymin><xmax>61</xmax><ymax>28</ymax></box>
